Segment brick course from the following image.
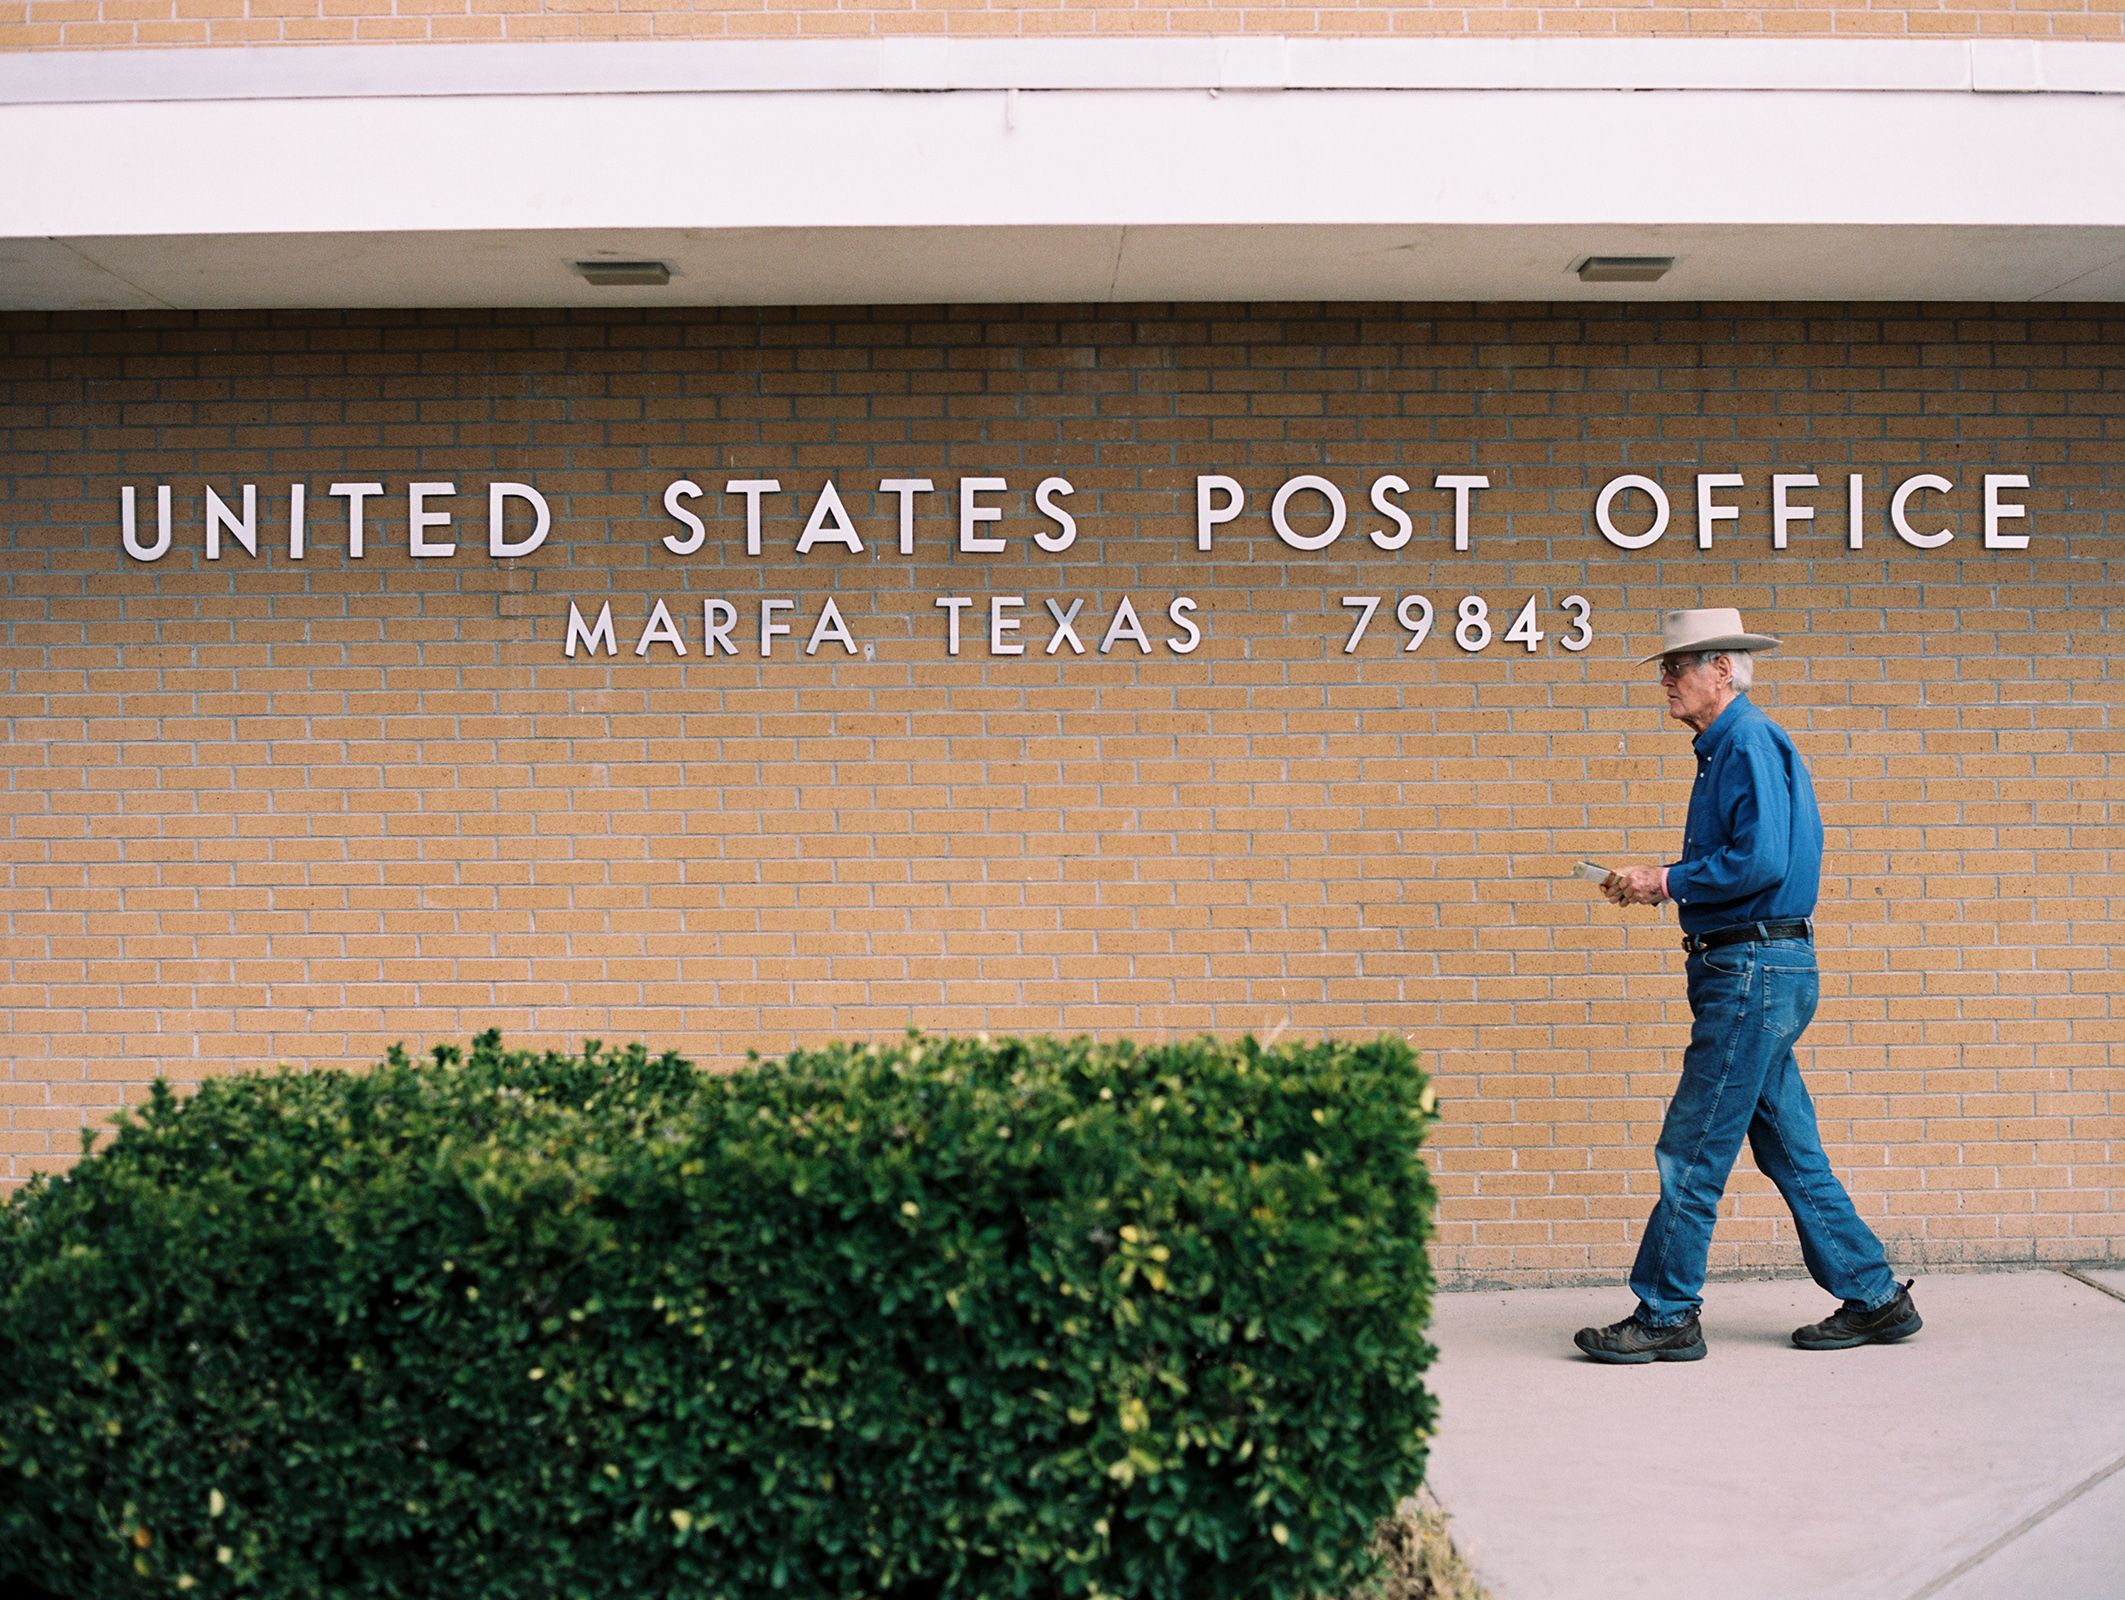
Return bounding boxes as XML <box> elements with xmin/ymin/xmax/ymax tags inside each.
<box><xmin>6</xmin><ymin>0</ymin><xmax>2125</xmax><ymax>49</ymax></box>
<box><xmin>1</xmin><ymin>301</ymin><xmax>2119</xmax><ymax>1287</ymax></box>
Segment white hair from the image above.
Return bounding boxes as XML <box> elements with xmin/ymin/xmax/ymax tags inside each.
<box><xmin>1696</xmin><ymin>648</ymin><xmax>1755</xmax><ymax>690</ymax></box>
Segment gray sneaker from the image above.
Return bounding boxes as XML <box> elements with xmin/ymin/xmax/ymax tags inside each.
<box><xmin>1792</xmin><ymin>1280</ymin><xmax>1922</xmax><ymax>1351</ymax></box>
<box><xmin>1573</xmin><ymin>1312</ymin><xmax>1706</xmax><ymax>1365</ymax></box>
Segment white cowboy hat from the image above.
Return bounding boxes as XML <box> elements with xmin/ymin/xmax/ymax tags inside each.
<box><xmin>1637</xmin><ymin>607</ymin><xmax>1782</xmax><ymax>665</ymax></box>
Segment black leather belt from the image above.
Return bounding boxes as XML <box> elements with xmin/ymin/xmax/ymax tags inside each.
<box><xmin>1681</xmin><ymin>918</ymin><xmax>1812</xmax><ymax>955</ymax></box>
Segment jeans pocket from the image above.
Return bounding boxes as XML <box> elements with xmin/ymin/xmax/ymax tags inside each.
<box><xmin>1761</xmin><ymin>962</ymin><xmax>1819</xmax><ymax>1038</ymax></box>
<box><xmin>1699</xmin><ymin>945</ymin><xmax>1750</xmax><ymax>978</ymax></box>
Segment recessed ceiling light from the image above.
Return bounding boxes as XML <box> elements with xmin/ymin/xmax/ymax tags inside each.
<box><xmin>1575</xmin><ymin>256</ymin><xmax>1675</xmax><ymax>284</ymax></box>
<box><xmin>574</xmin><ymin>260</ymin><xmax>672</xmax><ymax>287</ymax></box>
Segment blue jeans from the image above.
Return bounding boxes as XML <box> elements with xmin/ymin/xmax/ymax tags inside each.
<box><xmin>1631</xmin><ymin>937</ymin><xmax>1900</xmax><ymax>1326</ymax></box>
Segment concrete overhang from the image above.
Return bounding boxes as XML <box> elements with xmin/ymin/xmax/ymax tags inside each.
<box><xmin>5</xmin><ymin>37</ymin><xmax>2125</xmax><ymax>309</ymax></box>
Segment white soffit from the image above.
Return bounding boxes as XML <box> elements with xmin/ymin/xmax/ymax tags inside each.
<box><xmin>3</xmin><ymin>38</ymin><xmax>2124</xmax><ymax>310</ymax></box>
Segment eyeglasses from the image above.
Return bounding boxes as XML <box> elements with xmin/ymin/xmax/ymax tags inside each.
<box><xmin>1655</xmin><ymin>658</ymin><xmax>1696</xmax><ymax>681</ymax></box>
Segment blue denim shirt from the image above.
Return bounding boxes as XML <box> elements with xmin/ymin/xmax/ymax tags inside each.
<box><xmin>1666</xmin><ymin>694</ymin><xmax>1822</xmax><ymax>937</ymax></box>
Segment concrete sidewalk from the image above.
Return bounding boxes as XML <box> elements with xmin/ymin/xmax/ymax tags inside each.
<box><xmin>1422</xmin><ymin>1268</ymin><xmax>2125</xmax><ymax>1600</ymax></box>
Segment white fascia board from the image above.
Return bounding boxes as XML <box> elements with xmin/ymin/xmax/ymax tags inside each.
<box><xmin>5</xmin><ymin>37</ymin><xmax>2123</xmax><ymax>308</ymax></box>
<box><xmin>9</xmin><ymin>36</ymin><xmax>2125</xmax><ymax>103</ymax></box>
<box><xmin>6</xmin><ymin>86</ymin><xmax>2123</xmax><ymax>240</ymax></box>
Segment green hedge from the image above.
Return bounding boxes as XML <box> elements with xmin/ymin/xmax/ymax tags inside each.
<box><xmin>0</xmin><ymin>1030</ymin><xmax>1439</xmax><ymax>1600</ymax></box>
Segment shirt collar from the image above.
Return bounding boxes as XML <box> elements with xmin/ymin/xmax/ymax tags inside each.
<box><xmin>1692</xmin><ymin>692</ymin><xmax>1754</xmax><ymax>758</ymax></box>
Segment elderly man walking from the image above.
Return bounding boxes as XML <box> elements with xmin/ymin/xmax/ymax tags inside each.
<box><xmin>1575</xmin><ymin>608</ymin><xmax>1922</xmax><ymax>1364</ymax></box>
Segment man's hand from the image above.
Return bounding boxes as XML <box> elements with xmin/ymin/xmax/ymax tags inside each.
<box><xmin>1601</xmin><ymin>865</ymin><xmax>1667</xmax><ymax>908</ymax></box>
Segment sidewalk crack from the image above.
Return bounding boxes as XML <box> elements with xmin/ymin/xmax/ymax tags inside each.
<box><xmin>1902</xmin><ymin>1448</ymin><xmax>2125</xmax><ymax>1600</ymax></box>
<box><xmin>2060</xmin><ymin>1265</ymin><xmax>2125</xmax><ymax>1305</ymax></box>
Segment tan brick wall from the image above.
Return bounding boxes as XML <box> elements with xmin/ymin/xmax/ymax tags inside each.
<box><xmin>5</xmin><ymin>0</ymin><xmax>2122</xmax><ymax>49</ymax></box>
<box><xmin>2</xmin><ymin>302</ymin><xmax>2119</xmax><ymax>1287</ymax></box>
